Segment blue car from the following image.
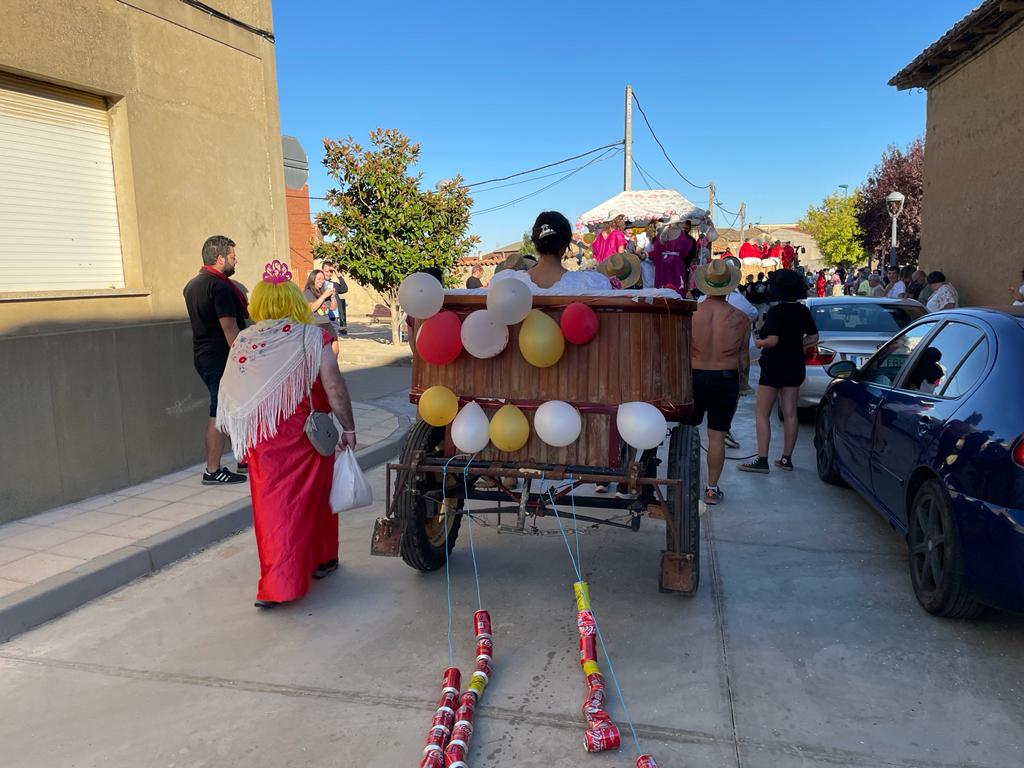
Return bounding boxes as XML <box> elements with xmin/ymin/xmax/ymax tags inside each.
<box><xmin>814</xmin><ymin>307</ymin><xmax>1024</xmax><ymax>617</ymax></box>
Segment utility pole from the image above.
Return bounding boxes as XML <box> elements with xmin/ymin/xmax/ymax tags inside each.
<box><xmin>708</xmin><ymin>180</ymin><xmax>715</xmax><ymax>226</ymax></box>
<box><xmin>623</xmin><ymin>84</ymin><xmax>632</xmax><ymax>191</ymax></box>
<box><xmin>738</xmin><ymin>201</ymin><xmax>746</xmax><ymax>246</ymax></box>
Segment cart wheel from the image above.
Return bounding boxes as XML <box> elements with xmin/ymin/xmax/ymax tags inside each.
<box><xmin>393</xmin><ymin>420</ymin><xmax>463</xmax><ymax>571</ymax></box>
<box><xmin>661</xmin><ymin>424</ymin><xmax>700</xmax><ymax>595</ymax></box>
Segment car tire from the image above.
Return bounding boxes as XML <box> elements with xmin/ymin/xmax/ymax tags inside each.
<box><xmin>813</xmin><ymin>403</ymin><xmax>845</xmax><ymax>486</ymax></box>
<box><xmin>907</xmin><ymin>479</ymin><xmax>985</xmax><ymax>618</ymax></box>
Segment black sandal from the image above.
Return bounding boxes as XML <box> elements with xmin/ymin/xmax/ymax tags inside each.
<box><xmin>313</xmin><ymin>559</ymin><xmax>339</xmax><ymax>580</ymax></box>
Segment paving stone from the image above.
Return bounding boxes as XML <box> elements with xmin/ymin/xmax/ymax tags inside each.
<box><xmin>0</xmin><ymin>552</ymin><xmax>85</xmax><ymax>584</ymax></box>
<box><xmin>0</xmin><ymin>526</ymin><xmax>83</xmax><ymax>552</ymax></box>
<box><xmin>98</xmin><ymin>516</ymin><xmax>180</xmax><ymax>540</ymax></box>
<box><xmin>48</xmin><ymin>533</ymin><xmax>135</xmax><ymax>560</ymax></box>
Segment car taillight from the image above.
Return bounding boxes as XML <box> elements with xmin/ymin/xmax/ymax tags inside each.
<box><xmin>1013</xmin><ymin>437</ymin><xmax>1024</xmax><ymax>468</ymax></box>
<box><xmin>805</xmin><ymin>346</ymin><xmax>836</xmax><ymax>366</ymax></box>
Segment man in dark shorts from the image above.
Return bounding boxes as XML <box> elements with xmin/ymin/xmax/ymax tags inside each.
<box><xmin>183</xmin><ymin>235</ymin><xmax>249</xmax><ymax>484</ymax></box>
<box><xmin>688</xmin><ymin>259</ymin><xmax>750</xmax><ymax>505</ymax></box>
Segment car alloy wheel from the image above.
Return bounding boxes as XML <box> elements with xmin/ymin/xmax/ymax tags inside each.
<box><xmin>907</xmin><ymin>479</ymin><xmax>983</xmax><ymax>618</ymax></box>
<box><xmin>814</xmin><ymin>404</ymin><xmax>844</xmax><ymax>486</ymax></box>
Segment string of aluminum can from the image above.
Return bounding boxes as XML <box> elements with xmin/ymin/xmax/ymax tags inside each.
<box><xmin>573</xmin><ymin>581</ymin><xmax>621</xmax><ymax>752</ymax></box>
<box><xmin>443</xmin><ymin>609</ymin><xmax>493</xmax><ymax>768</ymax></box>
<box><xmin>417</xmin><ymin>667</ymin><xmax>461</xmax><ymax>768</ymax></box>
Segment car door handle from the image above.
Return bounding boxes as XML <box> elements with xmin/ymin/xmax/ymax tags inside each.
<box><xmin>918</xmin><ymin>416</ymin><xmax>935</xmax><ymax>436</ymax></box>
<box><xmin>867</xmin><ymin>403</ymin><xmax>878</xmax><ymax>416</ymax></box>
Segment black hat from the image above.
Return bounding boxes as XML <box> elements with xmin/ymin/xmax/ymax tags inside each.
<box><xmin>770</xmin><ymin>268</ymin><xmax>807</xmax><ymax>302</ymax></box>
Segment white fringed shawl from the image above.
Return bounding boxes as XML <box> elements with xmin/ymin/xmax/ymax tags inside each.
<box><xmin>216</xmin><ymin>320</ymin><xmax>324</xmax><ymax>455</ymax></box>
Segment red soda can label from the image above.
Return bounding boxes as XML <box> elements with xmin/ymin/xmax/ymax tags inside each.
<box><xmin>451</xmin><ymin>722</ymin><xmax>473</xmax><ymax>742</ymax></box>
<box><xmin>438</xmin><ymin>690</ymin><xmax>458</xmax><ymax>710</ymax></box>
<box><xmin>444</xmin><ymin>742</ymin><xmax>466</xmax><ymax>764</ymax></box>
<box><xmin>577</xmin><ymin>609</ymin><xmax>596</xmax><ymax>636</ymax></box>
<box><xmin>583</xmin><ymin>723</ymin><xmax>621</xmax><ymax>752</ymax></box>
<box><xmin>442</xmin><ymin>667</ymin><xmax>461</xmax><ymax>692</ymax></box>
<box><xmin>579</xmin><ymin>635</ymin><xmax>597</xmax><ymax>664</ymax></box>
<box><xmin>586</xmin><ymin>672</ymin><xmax>605</xmax><ymax>689</ymax></box>
<box><xmin>418</xmin><ymin>750</ymin><xmax>444</xmax><ymax>768</ymax></box>
<box><xmin>431</xmin><ymin>709</ymin><xmax>454</xmax><ymax>732</ymax></box>
<box><xmin>636</xmin><ymin>755</ymin><xmax>659</xmax><ymax>768</ymax></box>
<box><xmin>473</xmin><ymin>610</ymin><xmax>492</xmax><ymax>637</ymax></box>
<box><xmin>425</xmin><ymin>726</ymin><xmax>448</xmax><ymax>749</ymax></box>
<box><xmin>476</xmin><ymin>637</ymin><xmax>494</xmax><ymax>657</ymax></box>
<box><xmin>455</xmin><ymin>705</ymin><xmax>474</xmax><ymax>726</ymax></box>
<box><xmin>459</xmin><ymin>691</ymin><xmax>477</xmax><ymax>709</ymax></box>
<box><xmin>475</xmin><ymin>656</ymin><xmax>493</xmax><ymax>677</ymax></box>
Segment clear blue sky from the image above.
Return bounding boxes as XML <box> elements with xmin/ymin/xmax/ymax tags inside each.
<box><xmin>272</xmin><ymin>0</ymin><xmax>969</xmax><ymax>253</ymax></box>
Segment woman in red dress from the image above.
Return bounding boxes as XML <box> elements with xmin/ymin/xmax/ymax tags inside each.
<box><xmin>217</xmin><ymin>261</ymin><xmax>358</xmax><ymax>608</ymax></box>
<box><xmin>815</xmin><ymin>270</ymin><xmax>827</xmax><ymax>298</ymax></box>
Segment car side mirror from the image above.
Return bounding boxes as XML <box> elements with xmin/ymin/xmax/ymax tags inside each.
<box><xmin>827</xmin><ymin>360</ymin><xmax>857</xmax><ymax>380</ymax></box>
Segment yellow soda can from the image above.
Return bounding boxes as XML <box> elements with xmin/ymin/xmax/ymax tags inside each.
<box><xmin>573</xmin><ymin>581</ymin><xmax>591</xmax><ymax>612</ymax></box>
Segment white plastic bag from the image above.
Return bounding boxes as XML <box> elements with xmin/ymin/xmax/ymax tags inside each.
<box><xmin>330</xmin><ymin>448</ymin><xmax>373</xmax><ymax>514</ymax></box>
<box><xmin>748</xmin><ymin>332</ymin><xmax>762</xmax><ymax>363</ymax></box>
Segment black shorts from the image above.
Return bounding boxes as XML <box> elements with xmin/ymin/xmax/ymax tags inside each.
<box><xmin>758</xmin><ymin>358</ymin><xmax>806</xmax><ymax>389</ymax></box>
<box><xmin>689</xmin><ymin>369</ymin><xmax>740</xmax><ymax>433</ymax></box>
<box><xmin>195</xmin><ymin>361</ymin><xmax>226</xmax><ymax>417</ymax></box>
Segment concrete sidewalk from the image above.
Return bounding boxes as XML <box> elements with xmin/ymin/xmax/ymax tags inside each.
<box><xmin>0</xmin><ymin>400</ymin><xmax>410</xmax><ymax>643</ymax></box>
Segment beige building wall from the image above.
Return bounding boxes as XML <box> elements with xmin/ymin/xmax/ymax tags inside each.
<box><xmin>0</xmin><ymin>0</ymin><xmax>286</xmax><ymax>521</ymax></box>
<box><xmin>920</xmin><ymin>22</ymin><xmax>1024</xmax><ymax>307</ymax></box>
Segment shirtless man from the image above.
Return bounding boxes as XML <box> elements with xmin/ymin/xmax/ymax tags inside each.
<box><xmin>690</xmin><ymin>260</ymin><xmax>750</xmax><ymax>505</ymax></box>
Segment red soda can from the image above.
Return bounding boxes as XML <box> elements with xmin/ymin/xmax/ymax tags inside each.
<box><xmin>476</xmin><ymin>636</ymin><xmax>494</xmax><ymax>657</ymax></box>
<box><xmin>425</xmin><ymin>725</ymin><xmax>448</xmax><ymax>750</ymax></box>
<box><xmin>473</xmin><ymin>610</ymin><xmax>492</xmax><ymax>638</ymax></box>
<box><xmin>475</xmin><ymin>656</ymin><xmax>493</xmax><ymax>678</ymax></box>
<box><xmin>418</xmin><ymin>750</ymin><xmax>444</xmax><ymax>768</ymax></box>
<box><xmin>459</xmin><ymin>691</ymin><xmax>477</xmax><ymax>709</ymax></box>
<box><xmin>451</xmin><ymin>721</ymin><xmax>473</xmax><ymax>743</ymax></box>
<box><xmin>577</xmin><ymin>609</ymin><xmax>596</xmax><ymax>636</ymax></box>
<box><xmin>583</xmin><ymin>723</ymin><xmax>621</xmax><ymax>753</ymax></box>
<box><xmin>431</xmin><ymin>709</ymin><xmax>454</xmax><ymax>733</ymax></box>
<box><xmin>442</xmin><ymin>667</ymin><xmax>461</xmax><ymax>693</ymax></box>
<box><xmin>636</xmin><ymin>755</ymin><xmax>659</xmax><ymax>768</ymax></box>
<box><xmin>444</xmin><ymin>742</ymin><xmax>466</xmax><ymax>765</ymax></box>
<box><xmin>579</xmin><ymin>635</ymin><xmax>597</xmax><ymax>664</ymax></box>
<box><xmin>455</xmin><ymin>704</ymin><xmax>474</xmax><ymax>727</ymax></box>
<box><xmin>437</xmin><ymin>689</ymin><xmax>458</xmax><ymax>710</ymax></box>
<box><xmin>586</xmin><ymin>672</ymin><xmax>605</xmax><ymax>689</ymax></box>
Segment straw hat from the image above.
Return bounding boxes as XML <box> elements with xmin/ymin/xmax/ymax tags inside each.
<box><xmin>495</xmin><ymin>253</ymin><xmax>537</xmax><ymax>272</ymax></box>
<box><xmin>693</xmin><ymin>259</ymin><xmax>741</xmax><ymax>296</ymax></box>
<box><xmin>596</xmin><ymin>252</ymin><xmax>642</xmax><ymax>288</ymax></box>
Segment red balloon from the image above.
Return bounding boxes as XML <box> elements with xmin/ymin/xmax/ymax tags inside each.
<box><xmin>560</xmin><ymin>302</ymin><xmax>599</xmax><ymax>345</ymax></box>
<box><xmin>416</xmin><ymin>311</ymin><xmax>463</xmax><ymax>365</ymax></box>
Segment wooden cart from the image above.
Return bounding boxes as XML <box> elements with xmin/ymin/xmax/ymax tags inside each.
<box><xmin>371</xmin><ymin>293</ymin><xmax>702</xmax><ymax>594</ymax></box>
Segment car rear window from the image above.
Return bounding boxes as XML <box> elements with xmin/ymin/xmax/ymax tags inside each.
<box><xmin>811</xmin><ymin>303</ymin><xmax>926</xmax><ymax>333</ymax></box>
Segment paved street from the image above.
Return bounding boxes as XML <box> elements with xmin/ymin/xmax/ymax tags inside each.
<box><xmin>1</xmin><ymin>393</ymin><xmax>1023</xmax><ymax>768</ymax></box>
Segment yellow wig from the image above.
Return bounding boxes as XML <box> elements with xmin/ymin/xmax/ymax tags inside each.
<box><xmin>249</xmin><ymin>278</ymin><xmax>314</xmax><ymax>324</ymax></box>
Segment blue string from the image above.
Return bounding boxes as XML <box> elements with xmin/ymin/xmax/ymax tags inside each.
<box><xmin>546</xmin><ymin>487</ymin><xmax>642</xmax><ymax>756</ymax></box>
<box><xmin>462</xmin><ymin>463</ymin><xmax>482</xmax><ymax>611</ymax></box>
<box><xmin>441</xmin><ymin>454</ymin><xmax>468</xmax><ymax>669</ymax></box>
<box><xmin>568</xmin><ymin>474</ymin><xmax>582</xmax><ymax>573</ymax></box>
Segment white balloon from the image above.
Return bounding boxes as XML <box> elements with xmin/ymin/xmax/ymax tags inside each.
<box><xmin>616</xmin><ymin>401</ymin><xmax>668</xmax><ymax>450</ymax></box>
<box><xmin>398</xmin><ymin>272</ymin><xmax>444</xmax><ymax>319</ymax></box>
<box><xmin>460</xmin><ymin>309</ymin><xmax>509</xmax><ymax>359</ymax></box>
<box><xmin>534</xmin><ymin>401</ymin><xmax>582</xmax><ymax>447</ymax></box>
<box><xmin>486</xmin><ymin>278</ymin><xmax>532</xmax><ymax>325</ymax></box>
<box><xmin>451</xmin><ymin>401</ymin><xmax>490</xmax><ymax>453</ymax></box>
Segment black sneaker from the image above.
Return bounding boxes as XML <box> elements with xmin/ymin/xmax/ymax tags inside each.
<box><xmin>236</xmin><ymin>461</ymin><xmax>248</xmax><ymax>474</ymax></box>
<box><xmin>724</xmin><ymin>432</ymin><xmax>740</xmax><ymax>449</ymax></box>
<box><xmin>774</xmin><ymin>456</ymin><xmax>794</xmax><ymax>471</ymax></box>
<box><xmin>738</xmin><ymin>456</ymin><xmax>770</xmax><ymax>474</ymax></box>
<box><xmin>313</xmin><ymin>559</ymin><xmax>339</xmax><ymax>580</ymax></box>
<box><xmin>704</xmin><ymin>486</ymin><xmax>724</xmax><ymax>505</ymax></box>
<box><xmin>203</xmin><ymin>466</ymin><xmax>247</xmax><ymax>485</ymax></box>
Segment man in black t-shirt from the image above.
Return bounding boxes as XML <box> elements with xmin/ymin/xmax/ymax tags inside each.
<box><xmin>466</xmin><ymin>265</ymin><xmax>485</xmax><ymax>289</ymax></box>
<box><xmin>183</xmin><ymin>235</ymin><xmax>249</xmax><ymax>484</ymax></box>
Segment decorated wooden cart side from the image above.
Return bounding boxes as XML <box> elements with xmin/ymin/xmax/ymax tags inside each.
<box><xmin>371</xmin><ymin>291</ymin><xmax>703</xmax><ymax>595</ymax></box>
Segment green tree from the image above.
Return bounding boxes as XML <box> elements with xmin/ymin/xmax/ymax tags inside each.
<box><xmin>518</xmin><ymin>232</ymin><xmax>535</xmax><ymax>257</ymax></box>
<box><xmin>314</xmin><ymin>128</ymin><xmax>478</xmax><ymax>344</ymax></box>
<box><xmin>798</xmin><ymin>192</ymin><xmax>865</xmax><ymax>268</ymax></box>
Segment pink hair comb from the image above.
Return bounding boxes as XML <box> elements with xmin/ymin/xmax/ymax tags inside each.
<box><xmin>262</xmin><ymin>260</ymin><xmax>292</xmax><ymax>284</ymax></box>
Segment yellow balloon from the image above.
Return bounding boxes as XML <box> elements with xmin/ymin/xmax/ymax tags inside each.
<box><xmin>519</xmin><ymin>309</ymin><xmax>565</xmax><ymax>368</ymax></box>
<box><xmin>583</xmin><ymin>232</ymin><xmax>595</xmax><ymax>245</ymax></box>
<box><xmin>488</xmin><ymin>404</ymin><xmax>530</xmax><ymax>452</ymax></box>
<box><xmin>419</xmin><ymin>385</ymin><xmax>459</xmax><ymax>427</ymax></box>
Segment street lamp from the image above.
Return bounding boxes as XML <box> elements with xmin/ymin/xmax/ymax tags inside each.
<box><xmin>885</xmin><ymin>191</ymin><xmax>905</xmax><ymax>269</ymax></box>
<box><xmin>838</xmin><ymin>184</ymin><xmax>849</xmax><ymax>198</ymax></box>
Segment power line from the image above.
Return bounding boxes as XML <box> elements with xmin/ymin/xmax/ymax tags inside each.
<box><xmin>631</xmin><ymin>159</ymin><xmax>653</xmax><ymax>189</ymax></box>
<box><xmin>471</xmin><ymin>147</ymin><xmax>621</xmax><ymax>217</ymax></box>
<box><xmin>470</xmin><ymin>161</ymin><xmax>610</xmax><ymax>194</ymax></box>
<box><xmin>631</xmin><ymin>92</ymin><xmax>710</xmax><ymax>191</ymax></box>
<box><xmin>463</xmin><ymin>140</ymin><xmax>624</xmax><ymax>188</ymax></box>
<box><xmin>632</xmin><ymin>158</ymin><xmax>666</xmax><ymax>189</ymax></box>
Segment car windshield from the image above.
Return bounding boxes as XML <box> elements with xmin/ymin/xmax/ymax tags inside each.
<box><xmin>811</xmin><ymin>302</ymin><xmax>926</xmax><ymax>333</ymax></box>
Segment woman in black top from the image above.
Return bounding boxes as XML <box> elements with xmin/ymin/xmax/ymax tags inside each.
<box><xmin>740</xmin><ymin>270</ymin><xmax>819</xmax><ymax>473</ymax></box>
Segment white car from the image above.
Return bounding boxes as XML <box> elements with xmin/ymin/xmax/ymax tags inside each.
<box><xmin>798</xmin><ymin>297</ymin><xmax>927</xmax><ymax>409</ymax></box>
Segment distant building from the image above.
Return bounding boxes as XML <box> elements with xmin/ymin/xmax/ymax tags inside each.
<box><xmin>714</xmin><ymin>225</ymin><xmax>825</xmax><ymax>271</ymax></box>
<box><xmin>0</xmin><ymin>1</ymin><xmax>288</xmax><ymax>521</ymax></box>
<box><xmin>891</xmin><ymin>1</ymin><xmax>1024</xmax><ymax>306</ymax></box>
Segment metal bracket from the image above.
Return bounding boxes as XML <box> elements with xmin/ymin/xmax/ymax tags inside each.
<box><xmin>370</xmin><ymin>517</ymin><xmax>402</xmax><ymax>557</ymax></box>
<box><xmin>659</xmin><ymin>551</ymin><xmax>696</xmax><ymax>595</ymax></box>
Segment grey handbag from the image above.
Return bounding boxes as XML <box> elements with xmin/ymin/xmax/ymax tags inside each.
<box><xmin>302</xmin><ymin>329</ymin><xmax>338</xmax><ymax>456</ymax></box>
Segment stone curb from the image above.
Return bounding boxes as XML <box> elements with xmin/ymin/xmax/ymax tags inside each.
<box><xmin>0</xmin><ymin>412</ymin><xmax>412</xmax><ymax>644</ymax></box>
